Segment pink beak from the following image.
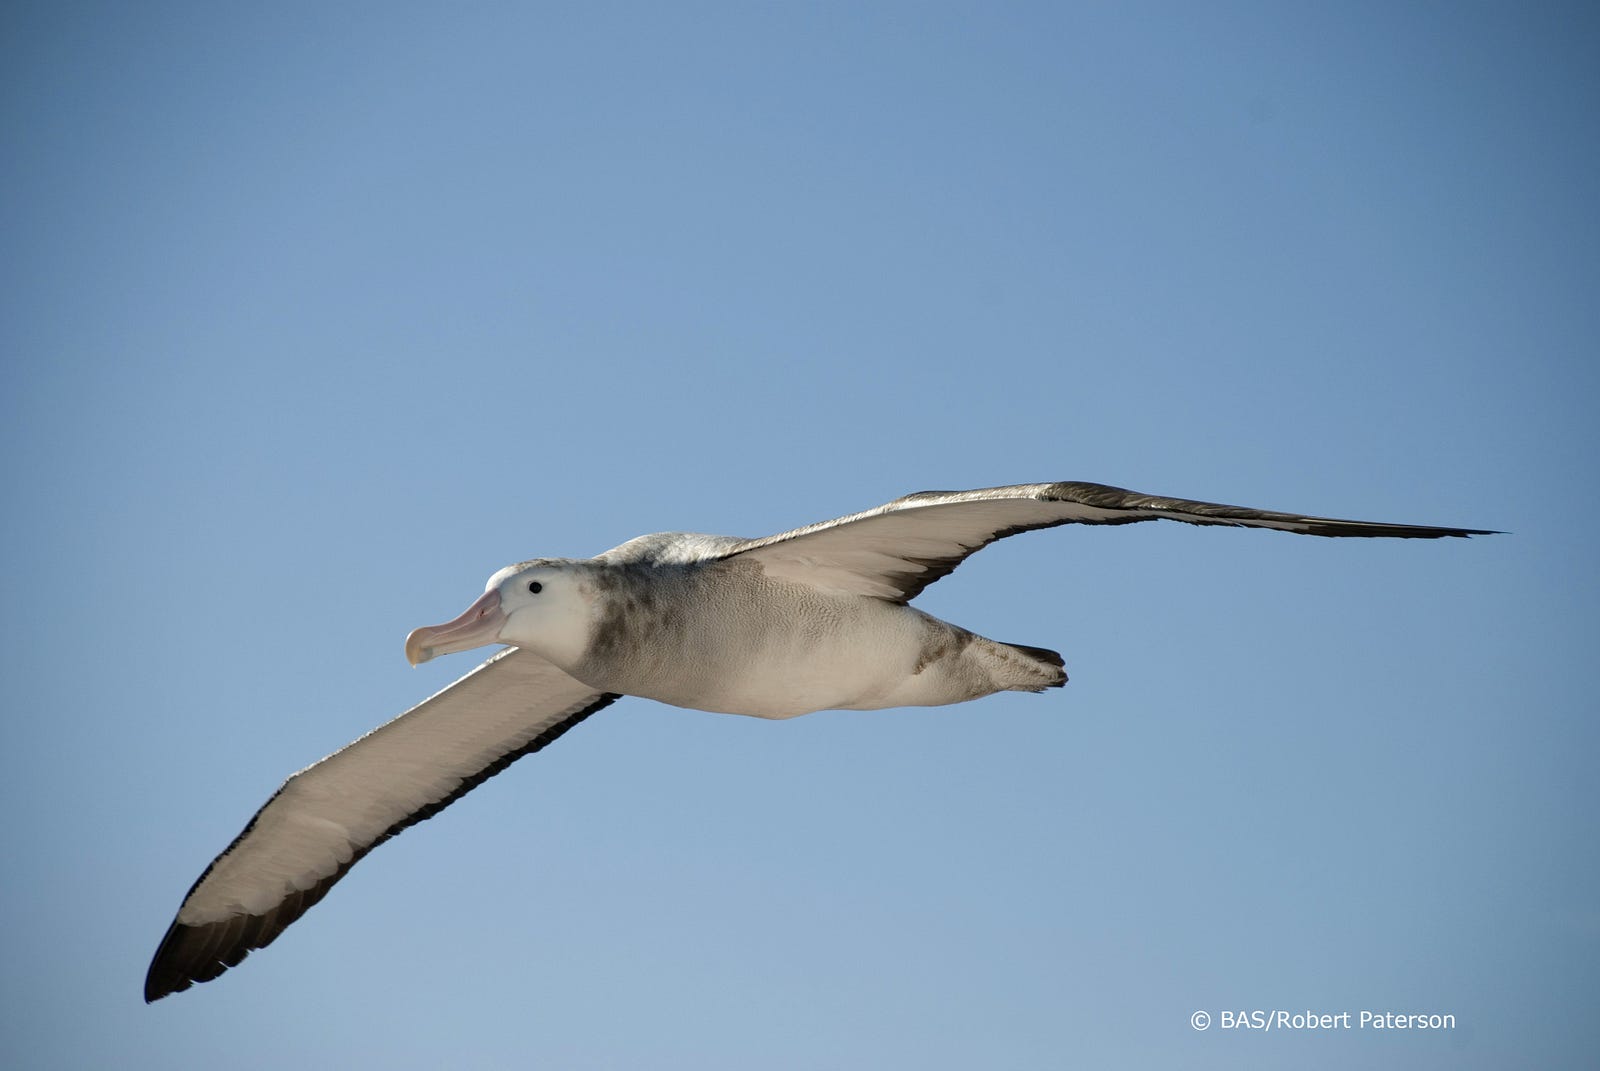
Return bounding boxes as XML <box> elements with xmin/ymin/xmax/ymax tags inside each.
<box><xmin>405</xmin><ymin>588</ymin><xmax>507</xmax><ymax>666</ymax></box>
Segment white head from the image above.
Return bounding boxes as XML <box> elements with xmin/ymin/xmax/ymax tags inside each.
<box><xmin>405</xmin><ymin>560</ymin><xmax>594</xmax><ymax>670</ymax></box>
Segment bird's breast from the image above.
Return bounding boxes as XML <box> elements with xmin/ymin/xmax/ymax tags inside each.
<box><xmin>574</xmin><ymin>562</ymin><xmax>925</xmax><ymax>718</ymax></box>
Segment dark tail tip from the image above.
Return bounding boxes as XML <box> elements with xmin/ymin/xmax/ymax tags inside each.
<box><xmin>1007</xmin><ymin>642</ymin><xmax>1063</xmax><ymax>666</ymax></box>
<box><xmin>1002</xmin><ymin>641</ymin><xmax>1068</xmax><ymax>688</ymax></box>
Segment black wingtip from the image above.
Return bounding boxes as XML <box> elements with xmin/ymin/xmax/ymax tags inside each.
<box><xmin>144</xmin><ymin>916</ymin><xmax>237</xmax><ymax>1003</ymax></box>
<box><xmin>143</xmin><ymin>919</ymin><xmax>197</xmax><ymax>1003</ymax></box>
<box><xmin>1304</xmin><ymin>523</ymin><xmax>1503</xmax><ymax>539</ymax></box>
<box><xmin>1428</xmin><ymin>527</ymin><xmax>1504</xmax><ymax>538</ymax></box>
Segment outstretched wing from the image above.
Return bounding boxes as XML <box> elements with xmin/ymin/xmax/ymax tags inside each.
<box><xmin>145</xmin><ymin>647</ymin><xmax>617</xmax><ymax>1002</ymax></box>
<box><xmin>724</xmin><ymin>481</ymin><xmax>1496</xmax><ymax>602</ymax></box>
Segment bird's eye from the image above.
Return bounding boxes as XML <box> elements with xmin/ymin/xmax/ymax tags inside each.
<box><xmin>527</xmin><ymin>581</ymin><xmax>543</xmax><ymax>594</ymax></box>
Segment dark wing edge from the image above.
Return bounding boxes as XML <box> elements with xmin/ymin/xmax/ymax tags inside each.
<box><xmin>721</xmin><ymin>481</ymin><xmax>1499</xmax><ymax>604</ymax></box>
<box><xmin>1027</xmin><ymin>482</ymin><xmax>1501</xmax><ymax>538</ymax></box>
<box><xmin>144</xmin><ymin>682</ymin><xmax>617</xmax><ymax>1003</ymax></box>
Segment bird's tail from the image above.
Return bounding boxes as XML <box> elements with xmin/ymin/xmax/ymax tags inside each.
<box><xmin>985</xmin><ymin>639</ymin><xmax>1068</xmax><ymax>691</ymax></box>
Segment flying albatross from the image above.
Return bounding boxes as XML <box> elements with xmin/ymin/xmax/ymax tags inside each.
<box><xmin>144</xmin><ymin>481</ymin><xmax>1494</xmax><ymax>1001</ymax></box>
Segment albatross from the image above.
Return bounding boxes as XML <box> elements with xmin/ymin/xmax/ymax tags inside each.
<box><xmin>144</xmin><ymin>481</ymin><xmax>1494</xmax><ymax>1001</ymax></box>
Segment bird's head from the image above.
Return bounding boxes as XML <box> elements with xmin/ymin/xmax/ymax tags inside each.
<box><xmin>405</xmin><ymin>560</ymin><xmax>592</xmax><ymax>669</ymax></box>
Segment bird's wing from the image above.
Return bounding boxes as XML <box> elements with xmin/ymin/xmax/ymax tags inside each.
<box><xmin>723</xmin><ymin>481</ymin><xmax>1496</xmax><ymax>602</ymax></box>
<box><xmin>145</xmin><ymin>647</ymin><xmax>617</xmax><ymax>1002</ymax></box>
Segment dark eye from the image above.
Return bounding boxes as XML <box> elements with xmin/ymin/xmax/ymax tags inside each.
<box><xmin>527</xmin><ymin>581</ymin><xmax>543</xmax><ymax>594</ymax></box>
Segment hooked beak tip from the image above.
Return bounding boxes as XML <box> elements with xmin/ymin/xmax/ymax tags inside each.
<box><xmin>404</xmin><ymin>630</ymin><xmax>434</xmax><ymax>667</ymax></box>
<box><xmin>405</xmin><ymin>588</ymin><xmax>504</xmax><ymax>666</ymax></box>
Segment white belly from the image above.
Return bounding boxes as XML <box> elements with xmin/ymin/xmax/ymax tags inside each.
<box><xmin>568</xmin><ymin>560</ymin><xmax>1051</xmax><ymax>719</ymax></box>
<box><xmin>633</xmin><ymin>595</ymin><xmax>931</xmax><ymax>718</ymax></box>
<box><xmin>571</xmin><ymin>567</ymin><xmax>933</xmax><ymax>718</ymax></box>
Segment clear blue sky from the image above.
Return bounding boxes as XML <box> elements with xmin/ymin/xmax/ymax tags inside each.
<box><xmin>3</xmin><ymin>3</ymin><xmax>1594</xmax><ymax>1068</ymax></box>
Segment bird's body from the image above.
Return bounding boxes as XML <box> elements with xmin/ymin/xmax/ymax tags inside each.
<box><xmin>144</xmin><ymin>481</ymin><xmax>1494</xmax><ymax>1001</ymax></box>
<box><xmin>520</xmin><ymin>546</ymin><xmax>1063</xmax><ymax>719</ymax></box>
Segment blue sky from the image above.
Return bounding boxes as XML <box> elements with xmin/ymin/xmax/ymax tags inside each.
<box><xmin>2</xmin><ymin>3</ymin><xmax>1594</xmax><ymax>1068</ymax></box>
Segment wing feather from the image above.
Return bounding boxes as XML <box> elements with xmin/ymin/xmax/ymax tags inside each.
<box><xmin>144</xmin><ymin>647</ymin><xmax>617</xmax><ymax>1001</ymax></box>
<box><xmin>725</xmin><ymin>481</ymin><xmax>1496</xmax><ymax>602</ymax></box>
